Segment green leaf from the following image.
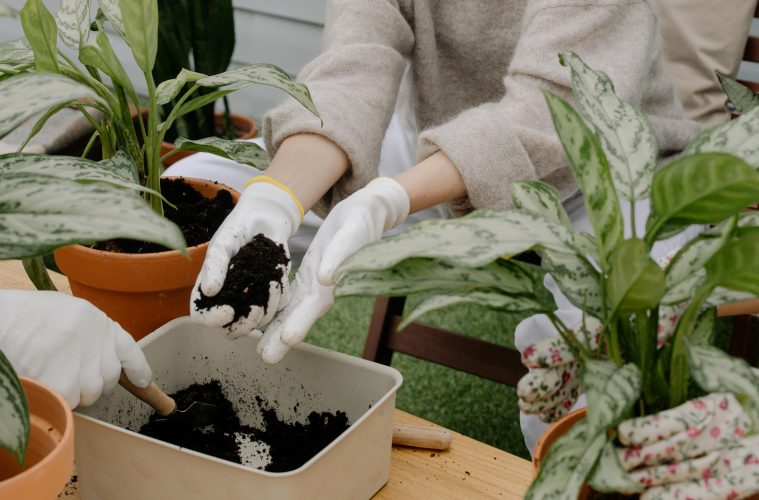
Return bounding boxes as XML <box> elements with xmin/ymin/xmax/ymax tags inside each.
<box><xmin>689</xmin><ymin>308</ymin><xmax>716</xmax><ymax>347</ymax></box>
<box><xmin>646</xmin><ymin>153</ymin><xmax>759</xmax><ymax>243</ymax></box>
<box><xmin>587</xmin><ymin>441</ymin><xmax>643</xmax><ymax>494</ymax></box>
<box><xmin>706</xmin><ymin>287</ymin><xmax>756</xmax><ymax>307</ymax></box>
<box><xmin>336</xmin><ymin>209</ymin><xmax>596</xmax><ymax>279</ymax></box>
<box><xmin>197</xmin><ymin>64</ymin><xmax>320</xmax><ymax>121</ymax></box>
<box><xmin>717</xmin><ymin>72</ymin><xmax>759</xmax><ymax>114</ymax></box>
<box><xmin>608</xmin><ymin>239</ymin><xmax>665</xmax><ymax>312</ymax></box>
<box><xmin>118</xmin><ymin>0</ymin><xmax>157</xmax><ymax>73</ymax></box>
<box><xmin>510</xmin><ymin>180</ymin><xmax>572</xmax><ymax>229</ymax></box>
<box><xmin>705</xmin><ymin>228</ymin><xmax>759</xmax><ymax>294</ymax></box>
<box><xmin>155</xmin><ymin>68</ymin><xmax>206</xmax><ymax>105</ymax></box>
<box><xmin>560</xmin><ymin>52</ymin><xmax>657</xmax><ymax>201</ymax></box>
<box><xmin>543</xmin><ymin>91</ymin><xmax>623</xmax><ymax>266</ymax></box>
<box><xmin>581</xmin><ymin>361</ymin><xmax>641</xmax><ymax>434</ymax></box>
<box><xmin>687</xmin><ymin>344</ymin><xmax>759</xmax><ymax>429</ymax></box>
<box><xmin>171</xmin><ymin>87</ymin><xmax>236</xmax><ymax>122</ymax></box>
<box><xmin>0</xmin><ymin>73</ymin><xmax>100</xmax><ymax>139</ymax></box>
<box><xmin>56</xmin><ymin>0</ymin><xmax>91</xmax><ymax>50</ymax></box>
<box><xmin>172</xmin><ymin>137</ymin><xmax>269</xmax><ymax>169</ymax></box>
<box><xmin>685</xmin><ymin>104</ymin><xmax>759</xmax><ymax>167</ymax></box>
<box><xmin>335</xmin><ymin>258</ymin><xmax>543</xmax><ymax>298</ymax></box>
<box><xmin>78</xmin><ymin>23</ymin><xmax>137</xmax><ymax>102</ymax></box>
<box><xmin>97</xmin><ymin>0</ymin><xmax>126</xmax><ymax>40</ymax></box>
<box><xmin>0</xmin><ymin>39</ymin><xmax>34</xmax><ymax>67</ymax></box>
<box><xmin>398</xmin><ymin>291</ymin><xmax>549</xmax><ymax>331</ymax></box>
<box><xmin>526</xmin><ymin>420</ymin><xmax>606</xmax><ymax>500</ymax></box>
<box><xmin>0</xmin><ymin>349</ymin><xmax>29</xmax><ymax>467</ymax></box>
<box><xmin>19</xmin><ymin>0</ymin><xmax>59</xmax><ymax>73</ymax></box>
<box><xmin>0</xmin><ymin>151</ymin><xmax>139</xmax><ymax>185</ymax></box>
<box><xmin>540</xmin><ymin>250</ymin><xmax>602</xmax><ymax>316</ymax></box>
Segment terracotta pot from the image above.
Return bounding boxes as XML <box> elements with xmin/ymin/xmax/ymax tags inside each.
<box><xmin>532</xmin><ymin>408</ymin><xmax>589</xmax><ymax>499</ymax></box>
<box><xmin>54</xmin><ymin>177</ymin><xmax>240</xmax><ymax>340</ymax></box>
<box><xmin>0</xmin><ymin>377</ymin><xmax>74</xmax><ymax>500</ymax></box>
<box><xmin>161</xmin><ymin>113</ymin><xmax>258</xmax><ymax>167</ymax></box>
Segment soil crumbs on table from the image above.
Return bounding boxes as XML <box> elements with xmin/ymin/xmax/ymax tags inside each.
<box><xmin>138</xmin><ymin>380</ymin><xmax>349</xmax><ymax>473</ymax></box>
<box><xmin>93</xmin><ymin>177</ymin><xmax>235</xmax><ymax>254</ymax></box>
<box><xmin>194</xmin><ymin>234</ymin><xmax>290</xmax><ymax>325</ymax></box>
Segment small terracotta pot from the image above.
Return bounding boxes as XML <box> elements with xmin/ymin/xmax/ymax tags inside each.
<box><xmin>532</xmin><ymin>407</ymin><xmax>587</xmax><ymax>474</ymax></box>
<box><xmin>54</xmin><ymin>177</ymin><xmax>240</xmax><ymax>340</ymax></box>
<box><xmin>0</xmin><ymin>377</ymin><xmax>74</xmax><ymax>500</ymax></box>
<box><xmin>160</xmin><ymin>113</ymin><xmax>258</xmax><ymax>167</ymax></box>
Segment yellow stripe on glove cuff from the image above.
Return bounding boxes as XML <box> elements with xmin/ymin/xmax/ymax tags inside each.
<box><xmin>244</xmin><ymin>175</ymin><xmax>305</xmax><ymax>223</ymax></box>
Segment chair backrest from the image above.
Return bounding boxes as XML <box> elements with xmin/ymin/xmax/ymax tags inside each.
<box><xmin>363</xmin><ymin>296</ymin><xmax>527</xmax><ymax>386</ymax></box>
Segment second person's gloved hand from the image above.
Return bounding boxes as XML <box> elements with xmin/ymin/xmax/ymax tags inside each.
<box><xmin>190</xmin><ymin>177</ymin><xmax>303</xmax><ymax>337</ymax></box>
<box><xmin>0</xmin><ymin>290</ymin><xmax>152</xmax><ymax>408</ymax></box>
<box><xmin>257</xmin><ymin>177</ymin><xmax>410</xmax><ymax>363</ymax></box>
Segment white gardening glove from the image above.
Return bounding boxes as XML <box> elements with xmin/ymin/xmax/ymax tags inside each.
<box><xmin>616</xmin><ymin>392</ymin><xmax>759</xmax><ymax>500</ymax></box>
<box><xmin>257</xmin><ymin>177</ymin><xmax>410</xmax><ymax>363</ymax></box>
<box><xmin>518</xmin><ymin>316</ymin><xmax>601</xmax><ymax>422</ymax></box>
<box><xmin>190</xmin><ymin>177</ymin><xmax>302</xmax><ymax>337</ymax></box>
<box><xmin>0</xmin><ymin>290</ymin><xmax>152</xmax><ymax>408</ymax></box>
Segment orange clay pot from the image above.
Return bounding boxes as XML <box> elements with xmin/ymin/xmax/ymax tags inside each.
<box><xmin>532</xmin><ymin>408</ymin><xmax>589</xmax><ymax>499</ymax></box>
<box><xmin>0</xmin><ymin>377</ymin><xmax>74</xmax><ymax>500</ymax></box>
<box><xmin>54</xmin><ymin>177</ymin><xmax>240</xmax><ymax>340</ymax></box>
<box><xmin>160</xmin><ymin>113</ymin><xmax>258</xmax><ymax>167</ymax></box>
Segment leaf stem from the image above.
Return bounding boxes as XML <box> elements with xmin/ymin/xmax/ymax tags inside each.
<box><xmin>22</xmin><ymin>257</ymin><xmax>56</xmax><ymax>291</ymax></box>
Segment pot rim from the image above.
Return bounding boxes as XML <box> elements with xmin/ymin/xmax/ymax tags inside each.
<box><xmin>532</xmin><ymin>407</ymin><xmax>587</xmax><ymax>472</ymax></box>
<box><xmin>1</xmin><ymin>376</ymin><xmax>74</xmax><ymax>487</ymax></box>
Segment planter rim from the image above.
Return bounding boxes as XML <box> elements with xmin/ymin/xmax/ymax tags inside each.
<box><xmin>76</xmin><ymin>316</ymin><xmax>404</xmax><ymax>477</ymax></box>
<box><xmin>1</xmin><ymin>377</ymin><xmax>74</xmax><ymax>488</ymax></box>
<box><xmin>532</xmin><ymin>407</ymin><xmax>587</xmax><ymax>473</ymax></box>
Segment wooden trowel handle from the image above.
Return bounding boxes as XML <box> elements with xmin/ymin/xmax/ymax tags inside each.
<box><xmin>392</xmin><ymin>423</ymin><xmax>452</xmax><ymax>451</ymax></box>
<box><xmin>118</xmin><ymin>370</ymin><xmax>176</xmax><ymax>417</ymax></box>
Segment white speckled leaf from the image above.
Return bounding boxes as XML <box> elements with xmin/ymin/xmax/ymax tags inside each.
<box><xmin>98</xmin><ymin>0</ymin><xmax>126</xmax><ymax>40</ymax></box>
<box><xmin>717</xmin><ymin>73</ymin><xmax>759</xmax><ymax>114</ymax></box>
<box><xmin>706</xmin><ymin>287</ymin><xmax>755</xmax><ymax>307</ymax></box>
<box><xmin>688</xmin><ymin>344</ymin><xmax>759</xmax><ymax>429</ymax></box>
<box><xmin>0</xmin><ymin>349</ymin><xmax>28</xmax><ymax>467</ymax></box>
<box><xmin>0</xmin><ymin>3</ymin><xmax>17</xmax><ymax>18</ymax></box>
<box><xmin>155</xmin><ymin>68</ymin><xmax>206</xmax><ymax>105</ymax></box>
<box><xmin>398</xmin><ymin>291</ymin><xmax>547</xmax><ymax>331</ymax></box>
<box><xmin>173</xmin><ymin>137</ymin><xmax>269</xmax><ymax>169</ymax></box>
<box><xmin>0</xmin><ymin>172</ymin><xmax>186</xmax><ymax>259</ymax></box>
<box><xmin>0</xmin><ymin>39</ymin><xmax>33</xmax><ymax>67</ymax></box>
<box><xmin>561</xmin><ymin>52</ymin><xmax>657</xmax><ymax>201</ymax></box>
<box><xmin>0</xmin><ymin>151</ymin><xmax>140</xmax><ymax>187</ymax></box>
<box><xmin>0</xmin><ymin>73</ymin><xmax>100</xmax><ymax>139</ymax></box>
<box><xmin>541</xmin><ymin>250</ymin><xmax>602</xmax><ymax>315</ymax></box>
<box><xmin>587</xmin><ymin>441</ymin><xmax>642</xmax><ymax>494</ymax></box>
<box><xmin>526</xmin><ymin>420</ymin><xmax>606</xmax><ymax>500</ymax></box>
<box><xmin>582</xmin><ymin>361</ymin><xmax>641</xmax><ymax>434</ymax></box>
<box><xmin>197</xmin><ymin>64</ymin><xmax>319</xmax><ymax>120</ymax></box>
<box><xmin>56</xmin><ymin>0</ymin><xmax>90</xmax><ymax>49</ymax></box>
<box><xmin>685</xmin><ymin>103</ymin><xmax>759</xmax><ymax>166</ymax></box>
<box><xmin>337</xmin><ymin>210</ymin><xmax>596</xmax><ymax>278</ymax></box>
<box><xmin>511</xmin><ymin>180</ymin><xmax>572</xmax><ymax>229</ymax></box>
<box><xmin>544</xmin><ymin>91</ymin><xmax>623</xmax><ymax>266</ymax></box>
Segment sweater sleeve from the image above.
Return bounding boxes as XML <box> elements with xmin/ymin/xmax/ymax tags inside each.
<box><xmin>263</xmin><ymin>0</ymin><xmax>414</xmax><ymax>217</ymax></box>
<box><xmin>418</xmin><ymin>0</ymin><xmax>697</xmax><ymax>214</ymax></box>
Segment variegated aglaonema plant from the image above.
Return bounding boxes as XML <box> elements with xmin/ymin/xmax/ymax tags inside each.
<box><xmin>333</xmin><ymin>53</ymin><xmax>759</xmax><ymax>498</ymax></box>
<box><xmin>0</xmin><ymin>0</ymin><xmax>319</xmax><ymax>288</ymax></box>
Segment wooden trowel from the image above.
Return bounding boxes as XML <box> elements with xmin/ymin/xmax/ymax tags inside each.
<box><xmin>118</xmin><ymin>371</ymin><xmax>219</xmax><ymax>428</ymax></box>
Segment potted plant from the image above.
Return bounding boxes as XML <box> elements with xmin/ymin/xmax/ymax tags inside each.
<box><xmin>0</xmin><ymin>0</ymin><xmax>318</xmax><ymax>338</ymax></box>
<box><xmin>333</xmin><ymin>53</ymin><xmax>759</xmax><ymax>499</ymax></box>
<box><xmin>153</xmin><ymin>0</ymin><xmax>258</xmax><ymax>166</ymax></box>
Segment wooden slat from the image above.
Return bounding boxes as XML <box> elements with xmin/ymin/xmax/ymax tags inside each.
<box><xmin>744</xmin><ymin>36</ymin><xmax>759</xmax><ymax>63</ymax></box>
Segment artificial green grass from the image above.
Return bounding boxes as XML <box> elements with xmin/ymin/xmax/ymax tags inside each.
<box><xmin>305</xmin><ymin>295</ymin><xmax>532</xmax><ymax>459</ymax></box>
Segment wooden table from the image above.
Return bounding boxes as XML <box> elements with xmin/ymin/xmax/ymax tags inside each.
<box><xmin>1</xmin><ymin>259</ymin><xmax>533</xmax><ymax>499</ymax></box>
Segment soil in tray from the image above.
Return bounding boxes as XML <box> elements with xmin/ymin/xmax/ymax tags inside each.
<box><xmin>138</xmin><ymin>380</ymin><xmax>350</xmax><ymax>473</ymax></box>
<box><xmin>193</xmin><ymin>234</ymin><xmax>290</xmax><ymax>326</ymax></box>
<box><xmin>93</xmin><ymin>177</ymin><xmax>235</xmax><ymax>254</ymax></box>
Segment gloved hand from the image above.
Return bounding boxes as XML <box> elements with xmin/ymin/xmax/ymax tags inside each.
<box><xmin>617</xmin><ymin>392</ymin><xmax>759</xmax><ymax>500</ymax></box>
<box><xmin>0</xmin><ymin>290</ymin><xmax>152</xmax><ymax>408</ymax></box>
<box><xmin>517</xmin><ymin>316</ymin><xmax>601</xmax><ymax>422</ymax></box>
<box><xmin>257</xmin><ymin>177</ymin><xmax>410</xmax><ymax>363</ymax></box>
<box><xmin>190</xmin><ymin>177</ymin><xmax>303</xmax><ymax>337</ymax></box>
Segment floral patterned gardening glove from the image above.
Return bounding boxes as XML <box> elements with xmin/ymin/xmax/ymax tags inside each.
<box><xmin>617</xmin><ymin>392</ymin><xmax>759</xmax><ymax>500</ymax></box>
<box><xmin>517</xmin><ymin>316</ymin><xmax>602</xmax><ymax>423</ymax></box>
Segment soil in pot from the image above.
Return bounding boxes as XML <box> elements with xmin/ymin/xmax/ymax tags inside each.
<box><xmin>138</xmin><ymin>380</ymin><xmax>350</xmax><ymax>473</ymax></box>
<box><xmin>93</xmin><ymin>177</ymin><xmax>235</xmax><ymax>254</ymax></box>
<box><xmin>193</xmin><ymin>234</ymin><xmax>290</xmax><ymax>326</ymax></box>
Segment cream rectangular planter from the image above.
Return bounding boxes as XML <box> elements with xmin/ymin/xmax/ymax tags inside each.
<box><xmin>74</xmin><ymin>317</ymin><xmax>403</xmax><ymax>499</ymax></box>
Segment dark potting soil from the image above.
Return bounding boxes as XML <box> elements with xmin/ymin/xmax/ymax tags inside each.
<box><xmin>193</xmin><ymin>234</ymin><xmax>290</xmax><ymax>325</ymax></box>
<box><xmin>138</xmin><ymin>380</ymin><xmax>350</xmax><ymax>473</ymax></box>
<box><xmin>93</xmin><ymin>177</ymin><xmax>235</xmax><ymax>254</ymax></box>
<box><xmin>586</xmin><ymin>490</ymin><xmax>639</xmax><ymax>499</ymax></box>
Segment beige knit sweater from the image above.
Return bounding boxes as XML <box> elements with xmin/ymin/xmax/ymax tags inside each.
<box><xmin>263</xmin><ymin>0</ymin><xmax>700</xmax><ymax>217</ymax></box>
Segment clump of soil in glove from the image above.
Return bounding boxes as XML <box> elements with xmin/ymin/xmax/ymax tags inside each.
<box><xmin>138</xmin><ymin>380</ymin><xmax>350</xmax><ymax>472</ymax></box>
<box><xmin>193</xmin><ymin>234</ymin><xmax>290</xmax><ymax>325</ymax></box>
<box><xmin>93</xmin><ymin>177</ymin><xmax>235</xmax><ymax>254</ymax></box>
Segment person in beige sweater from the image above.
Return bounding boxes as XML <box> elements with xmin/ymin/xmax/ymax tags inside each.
<box><xmin>190</xmin><ymin>0</ymin><xmax>698</xmax><ymax>375</ymax></box>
